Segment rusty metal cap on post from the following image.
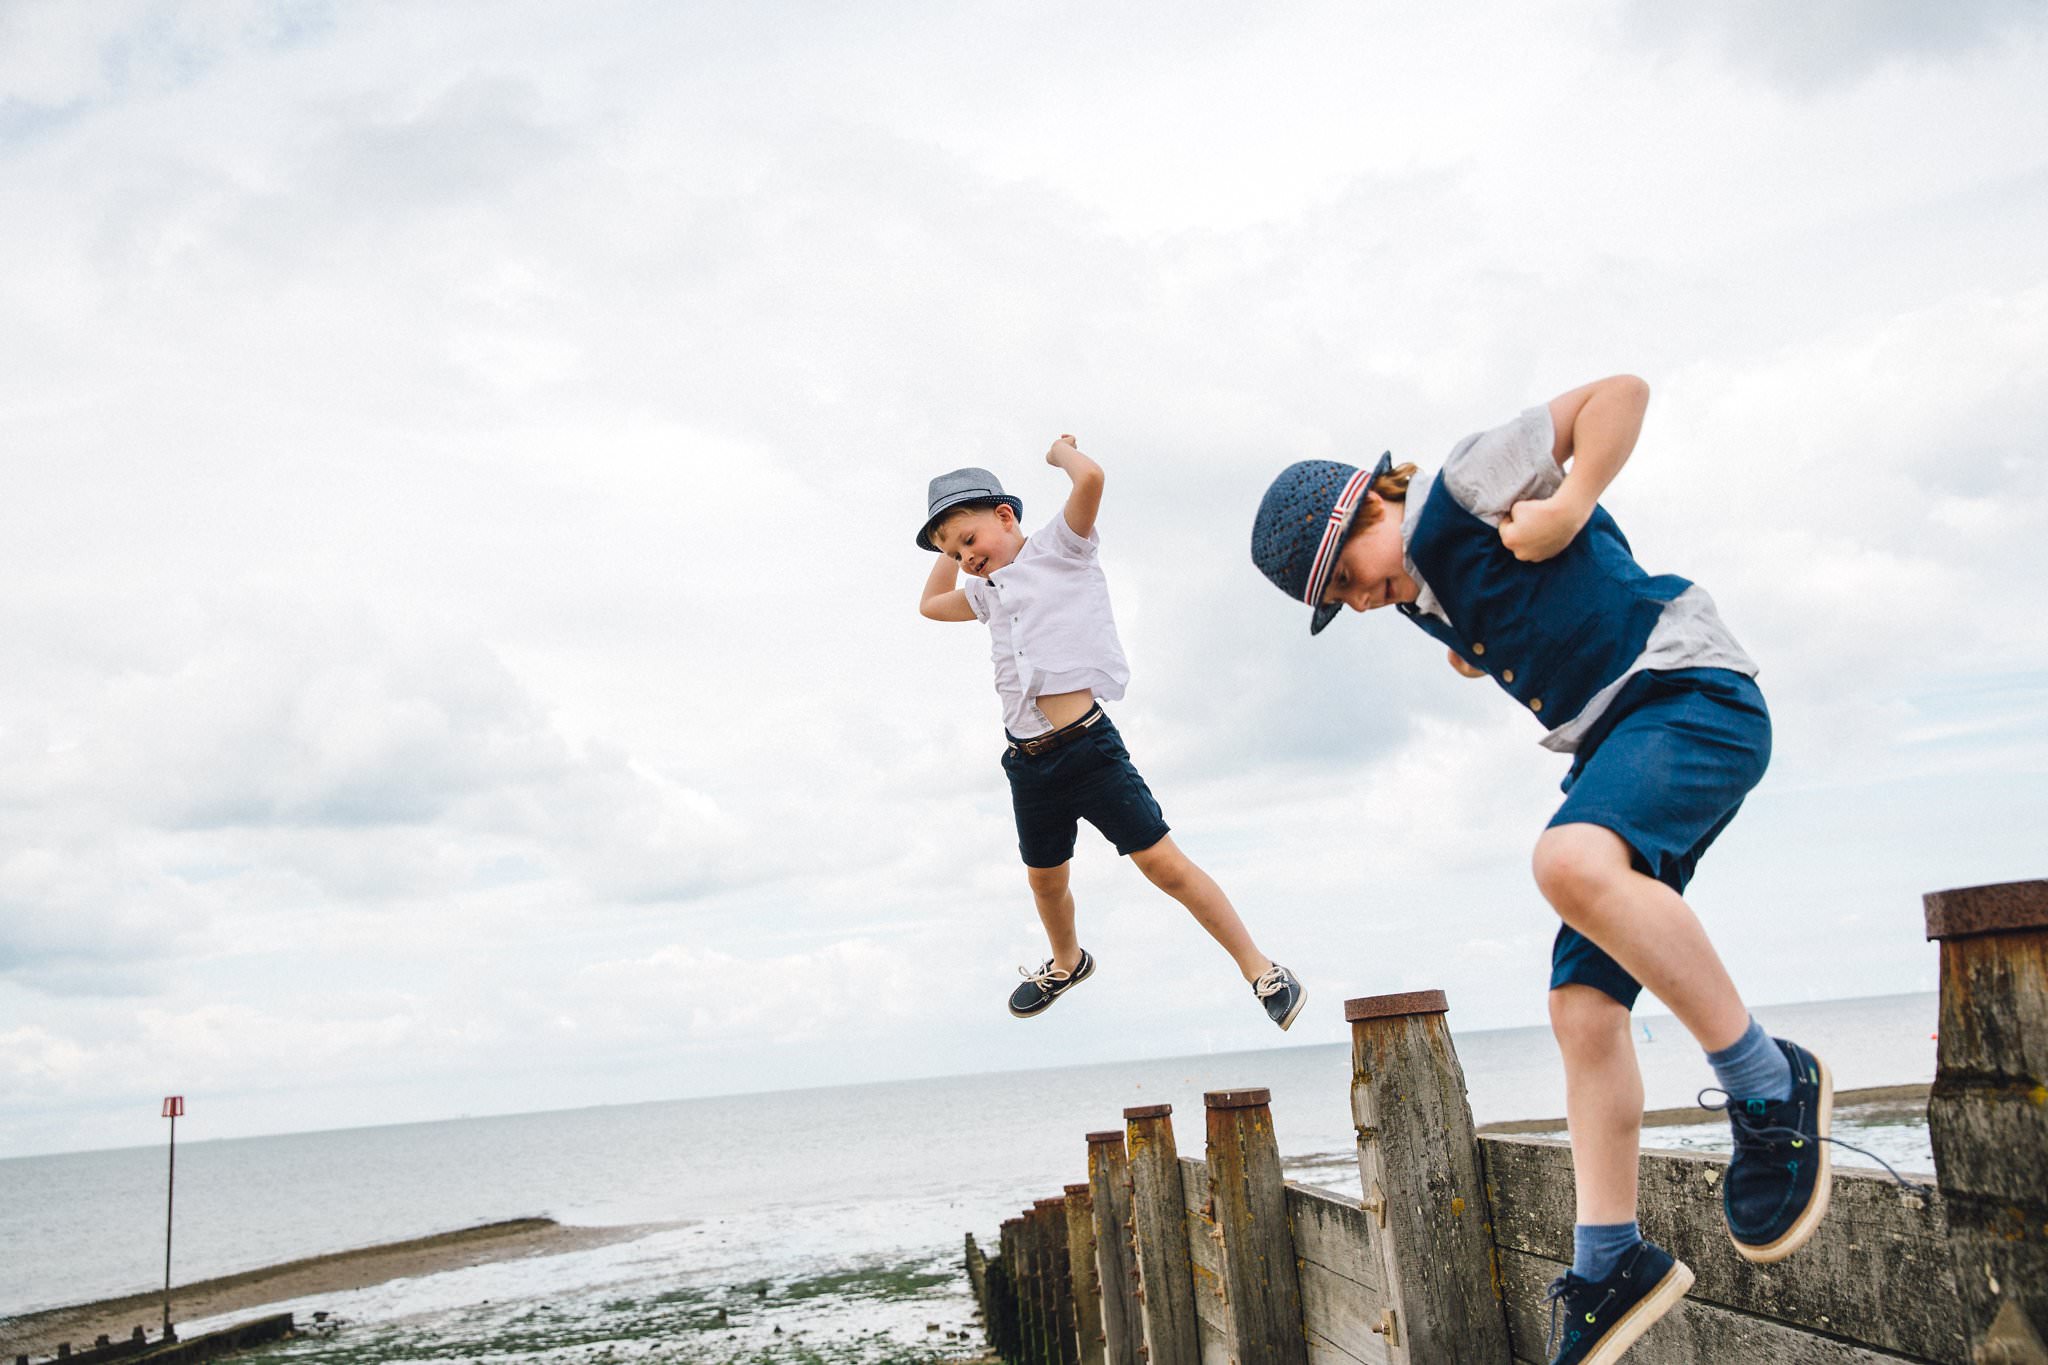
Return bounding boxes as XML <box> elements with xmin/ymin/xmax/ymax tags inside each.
<box><xmin>1923</xmin><ymin>879</ymin><xmax>2048</xmax><ymax>941</ymax></box>
<box><xmin>1344</xmin><ymin>988</ymin><xmax>1450</xmax><ymax>1021</ymax></box>
<box><xmin>1123</xmin><ymin>1103</ymin><xmax>1174</xmax><ymax>1120</ymax></box>
<box><xmin>1063</xmin><ymin>1182</ymin><xmax>1090</xmax><ymax>1197</ymax></box>
<box><xmin>1085</xmin><ymin>1129</ymin><xmax>1125</xmax><ymax>1145</ymax></box>
<box><xmin>1034</xmin><ymin>1196</ymin><xmax>1066</xmax><ymax>1208</ymax></box>
<box><xmin>1204</xmin><ymin>1087</ymin><xmax>1271</xmax><ymax>1110</ymax></box>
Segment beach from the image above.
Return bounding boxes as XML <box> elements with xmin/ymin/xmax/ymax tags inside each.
<box><xmin>0</xmin><ymin>1220</ymin><xmax>657</xmax><ymax>1360</ymax></box>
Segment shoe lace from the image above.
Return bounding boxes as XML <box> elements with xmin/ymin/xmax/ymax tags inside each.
<box><xmin>1544</xmin><ymin>1276</ymin><xmax>1615</xmax><ymax>1357</ymax></box>
<box><xmin>1252</xmin><ymin>966</ymin><xmax>1291</xmax><ymax>999</ymax></box>
<box><xmin>1018</xmin><ymin>959</ymin><xmax>1070</xmax><ymax>987</ymax></box>
<box><xmin>1697</xmin><ymin>1088</ymin><xmax>1932</xmax><ymax>1191</ymax></box>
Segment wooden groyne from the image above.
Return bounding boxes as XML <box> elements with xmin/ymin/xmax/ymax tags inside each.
<box><xmin>12</xmin><ymin>1318</ymin><xmax>295</xmax><ymax>1365</ymax></box>
<box><xmin>963</xmin><ymin>877</ymin><xmax>2048</xmax><ymax>1364</ymax></box>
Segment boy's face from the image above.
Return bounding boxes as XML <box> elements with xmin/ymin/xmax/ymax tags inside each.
<box><xmin>932</xmin><ymin>504</ymin><xmax>1025</xmax><ymax>578</ymax></box>
<box><xmin>1322</xmin><ymin>495</ymin><xmax>1419</xmax><ymax>614</ymax></box>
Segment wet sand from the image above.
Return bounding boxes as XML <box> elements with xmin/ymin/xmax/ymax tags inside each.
<box><xmin>1</xmin><ymin>1218</ymin><xmax>662</xmax><ymax>1359</ymax></box>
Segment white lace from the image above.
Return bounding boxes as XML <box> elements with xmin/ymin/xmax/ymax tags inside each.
<box><xmin>1252</xmin><ymin>966</ymin><xmax>1292</xmax><ymax>998</ymax></box>
<box><xmin>1019</xmin><ymin>959</ymin><xmax>1071</xmax><ymax>987</ymax></box>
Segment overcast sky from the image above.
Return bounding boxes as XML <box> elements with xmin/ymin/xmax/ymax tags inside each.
<box><xmin>2</xmin><ymin>0</ymin><xmax>2043</xmax><ymax>1159</ymax></box>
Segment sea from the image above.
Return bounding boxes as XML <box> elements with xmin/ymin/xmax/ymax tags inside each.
<box><xmin>0</xmin><ymin>992</ymin><xmax>1940</xmax><ymax>1365</ymax></box>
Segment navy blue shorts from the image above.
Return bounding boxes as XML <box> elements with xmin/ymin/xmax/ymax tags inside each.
<box><xmin>1547</xmin><ymin>667</ymin><xmax>1771</xmax><ymax>1008</ymax></box>
<box><xmin>1003</xmin><ymin>710</ymin><xmax>1171</xmax><ymax>868</ymax></box>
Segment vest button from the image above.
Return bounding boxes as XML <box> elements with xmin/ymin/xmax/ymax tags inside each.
<box><xmin>1503</xmin><ymin>669</ymin><xmax>1516</xmax><ymax>684</ymax></box>
<box><xmin>1529</xmin><ymin>698</ymin><xmax>1544</xmax><ymax>713</ymax></box>
<box><xmin>1471</xmin><ymin>642</ymin><xmax>1486</xmax><ymax>656</ymax></box>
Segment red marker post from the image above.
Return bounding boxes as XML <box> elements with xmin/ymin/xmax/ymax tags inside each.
<box><xmin>162</xmin><ymin>1096</ymin><xmax>183</xmax><ymax>1342</ymax></box>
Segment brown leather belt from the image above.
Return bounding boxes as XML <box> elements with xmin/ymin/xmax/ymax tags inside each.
<box><xmin>1008</xmin><ymin>705</ymin><xmax>1105</xmax><ymax>758</ymax></box>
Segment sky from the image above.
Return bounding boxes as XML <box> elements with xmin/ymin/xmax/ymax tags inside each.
<box><xmin>2</xmin><ymin>0</ymin><xmax>2044</xmax><ymax>1159</ymax></box>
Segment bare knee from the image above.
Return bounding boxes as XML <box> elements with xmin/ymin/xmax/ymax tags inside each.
<box><xmin>1532</xmin><ymin>825</ymin><xmax>1631</xmax><ymax>921</ymax></box>
<box><xmin>1131</xmin><ymin>839</ymin><xmax>1194</xmax><ymax>897</ymax></box>
<box><xmin>1025</xmin><ymin>863</ymin><xmax>1070</xmax><ymax>902</ymax></box>
<box><xmin>1549</xmin><ymin>985</ymin><xmax>1633</xmax><ymax>1058</ymax></box>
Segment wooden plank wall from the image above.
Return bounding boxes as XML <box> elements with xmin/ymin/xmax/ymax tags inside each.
<box><xmin>1285</xmin><ymin>1182</ymin><xmax>1392</xmax><ymax>1365</ymax></box>
<box><xmin>1179</xmin><ymin>1159</ymin><xmax>1402</xmax><ymax>1365</ymax></box>
<box><xmin>1176</xmin><ymin>1159</ymin><xmax>1231</xmax><ymax>1365</ymax></box>
<box><xmin>1482</xmin><ymin>1136</ymin><xmax>1964</xmax><ymax>1365</ymax></box>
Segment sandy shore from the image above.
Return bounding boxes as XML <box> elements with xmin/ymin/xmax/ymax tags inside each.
<box><xmin>1</xmin><ymin>1218</ymin><xmax>663</xmax><ymax>1359</ymax></box>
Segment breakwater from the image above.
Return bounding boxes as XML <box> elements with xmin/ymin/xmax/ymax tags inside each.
<box><xmin>965</xmin><ymin>878</ymin><xmax>2048</xmax><ymax>1364</ymax></box>
<box><xmin>12</xmin><ymin>1317</ymin><xmax>294</xmax><ymax>1365</ymax></box>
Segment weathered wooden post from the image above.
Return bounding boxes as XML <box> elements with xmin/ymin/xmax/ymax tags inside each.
<box><xmin>1039</xmin><ymin>1202</ymin><xmax>1068</xmax><ymax>1365</ymax></box>
<box><xmin>1001</xmin><ymin>1216</ymin><xmax>1028</xmax><ymax>1363</ymax></box>
<box><xmin>986</xmin><ymin>1254</ymin><xmax>1020</xmax><ymax>1361</ymax></box>
<box><xmin>1204</xmin><ymin>1088</ymin><xmax>1308</xmax><ymax>1364</ymax></box>
<box><xmin>1348</xmin><ymin>990</ymin><xmax>1510</xmax><ymax>1363</ymax></box>
<box><xmin>1024</xmin><ymin>1204</ymin><xmax>1053</xmax><ymax>1365</ymax></box>
<box><xmin>1063</xmin><ymin>1183</ymin><xmax>1107</xmax><ymax>1365</ymax></box>
<box><xmin>967</xmin><ymin>1232</ymin><xmax>990</xmax><ymax>1325</ymax></box>
<box><xmin>1123</xmin><ymin>1103</ymin><xmax>1200</xmax><ymax>1365</ymax></box>
<box><xmin>989</xmin><ymin>1224</ymin><xmax>1023</xmax><ymax>1364</ymax></box>
<box><xmin>1085</xmin><ymin>1129</ymin><xmax>1145</xmax><ymax>1365</ymax></box>
<box><xmin>1926</xmin><ymin>879</ymin><xmax>2048</xmax><ymax>1364</ymax></box>
<box><xmin>1036</xmin><ymin>1197</ymin><xmax>1081</xmax><ymax>1365</ymax></box>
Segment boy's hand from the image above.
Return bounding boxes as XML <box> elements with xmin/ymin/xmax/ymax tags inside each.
<box><xmin>1499</xmin><ymin>492</ymin><xmax>1590</xmax><ymax>563</ymax></box>
<box><xmin>1046</xmin><ymin>433</ymin><xmax>1082</xmax><ymax>466</ymax></box>
<box><xmin>1448</xmin><ymin>649</ymin><xmax>1486</xmax><ymax>679</ymax></box>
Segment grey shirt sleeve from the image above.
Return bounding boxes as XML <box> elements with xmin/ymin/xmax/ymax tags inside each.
<box><xmin>1441</xmin><ymin>405</ymin><xmax>1563</xmax><ymax>527</ymax></box>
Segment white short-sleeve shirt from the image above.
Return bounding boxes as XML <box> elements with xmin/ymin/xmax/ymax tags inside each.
<box><xmin>963</xmin><ymin>513</ymin><xmax>1131</xmax><ymax>737</ymax></box>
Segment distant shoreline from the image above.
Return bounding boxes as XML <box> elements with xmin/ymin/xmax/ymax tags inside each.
<box><xmin>1475</xmin><ymin>1081</ymin><xmax>1931</xmax><ymax>1135</ymax></box>
<box><xmin>0</xmin><ymin>1217</ymin><xmax>664</xmax><ymax>1359</ymax></box>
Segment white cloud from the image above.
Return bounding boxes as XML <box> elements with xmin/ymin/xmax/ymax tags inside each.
<box><xmin>1621</xmin><ymin>0</ymin><xmax>2045</xmax><ymax>90</ymax></box>
<box><xmin>0</xmin><ymin>0</ymin><xmax>2042</xmax><ymax>1156</ymax></box>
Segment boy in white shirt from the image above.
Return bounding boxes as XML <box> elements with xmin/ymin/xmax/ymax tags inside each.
<box><xmin>919</xmin><ymin>435</ymin><xmax>1305</xmax><ymax>1028</ymax></box>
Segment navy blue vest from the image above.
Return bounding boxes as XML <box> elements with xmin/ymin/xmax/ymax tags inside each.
<box><xmin>1399</xmin><ymin>474</ymin><xmax>1690</xmax><ymax>727</ymax></box>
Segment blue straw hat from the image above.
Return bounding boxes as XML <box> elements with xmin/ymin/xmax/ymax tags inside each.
<box><xmin>917</xmin><ymin>467</ymin><xmax>1023</xmax><ymax>551</ymax></box>
<box><xmin>1249</xmin><ymin>453</ymin><xmax>1393</xmax><ymax>634</ymax></box>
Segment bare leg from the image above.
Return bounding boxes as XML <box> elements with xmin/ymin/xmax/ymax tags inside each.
<box><xmin>1551</xmin><ymin>985</ymin><xmax>1644</xmax><ymax>1224</ymax></box>
<box><xmin>1533</xmin><ymin>823</ymin><xmax>1751</xmax><ymax>1052</ymax></box>
<box><xmin>1128</xmin><ymin>834</ymin><xmax>1270</xmax><ymax>982</ymax></box>
<box><xmin>1026</xmin><ymin>861</ymin><xmax>1083</xmax><ymax>974</ymax></box>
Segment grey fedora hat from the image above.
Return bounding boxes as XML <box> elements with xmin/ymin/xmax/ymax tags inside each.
<box><xmin>917</xmin><ymin>467</ymin><xmax>1023</xmax><ymax>551</ymax></box>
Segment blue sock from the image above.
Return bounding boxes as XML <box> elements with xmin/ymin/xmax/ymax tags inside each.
<box><xmin>1706</xmin><ymin>1016</ymin><xmax>1793</xmax><ymax>1102</ymax></box>
<box><xmin>1572</xmin><ymin>1221</ymin><xmax>1641</xmax><ymax>1281</ymax></box>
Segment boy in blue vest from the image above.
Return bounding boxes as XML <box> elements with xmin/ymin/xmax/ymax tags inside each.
<box><xmin>919</xmin><ymin>437</ymin><xmax>1306</xmax><ymax>1030</ymax></box>
<box><xmin>1251</xmin><ymin>378</ymin><xmax>1832</xmax><ymax>1365</ymax></box>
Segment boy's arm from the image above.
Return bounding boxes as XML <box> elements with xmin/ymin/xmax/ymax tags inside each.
<box><xmin>1046</xmin><ymin>434</ymin><xmax>1105</xmax><ymax>539</ymax></box>
<box><xmin>920</xmin><ymin>555</ymin><xmax>976</xmax><ymax>621</ymax></box>
<box><xmin>1499</xmin><ymin>375</ymin><xmax>1651</xmax><ymax>562</ymax></box>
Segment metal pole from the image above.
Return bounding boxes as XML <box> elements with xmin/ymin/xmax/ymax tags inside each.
<box><xmin>163</xmin><ymin>1111</ymin><xmax>175</xmax><ymax>1341</ymax></box>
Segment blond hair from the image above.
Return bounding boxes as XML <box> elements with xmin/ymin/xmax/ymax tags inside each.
<box><xmin>928</xmin><ymin>498</ymin><xmax>1012</xmax><ymax>543</ymax></box>
<box><xmin>1356</xmin><ymin>462</ymin><xmax>1419</xmax><ymax>529</ymax></box>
